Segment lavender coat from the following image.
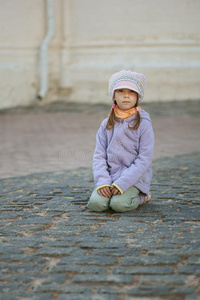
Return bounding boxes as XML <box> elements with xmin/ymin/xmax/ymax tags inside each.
<box><xmin>93</xmin><ymin>110</ymin><xmax>154</xmax><ymax>195</ymax></box>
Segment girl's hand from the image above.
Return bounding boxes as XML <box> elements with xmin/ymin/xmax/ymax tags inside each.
<box><xmin>97</xmin><ymin>186</ymin><xmax>112</xmax><ymax>198</ymax></box>
<box><xmin>110</xmin><ymin>185</ymin><xmax>121</xmax><ymax>195</ymax></box>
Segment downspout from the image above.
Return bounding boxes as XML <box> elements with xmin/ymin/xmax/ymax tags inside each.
<box><xmin>37</xmin><ymin>0</ymin><xmax>55</xmax><ymax>100</ymax></box>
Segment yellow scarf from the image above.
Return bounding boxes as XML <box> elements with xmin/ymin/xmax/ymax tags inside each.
<box><xmin>114</xmin><ymin>105</ymin><xmax>141</xmax><ymax>120</ymax></box>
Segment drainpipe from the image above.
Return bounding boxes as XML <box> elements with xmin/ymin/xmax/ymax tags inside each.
<box><xmin>37</xmin><ymin>0</ymin><xmax>55</xmax><ymax>100</ymax></box>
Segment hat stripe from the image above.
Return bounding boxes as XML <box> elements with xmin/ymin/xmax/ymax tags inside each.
<box><xmin>109</xmin><ymin>75</ymin><xmax>144</xmax><ymax>98</ymax></box>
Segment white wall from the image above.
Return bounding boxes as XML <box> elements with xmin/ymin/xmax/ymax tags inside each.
<box><xmin>60</xmin><ymin>0</ymin><xmax>200</xmax><ymax>103</ymax></box>
<box><xmin>0</xmin><ymin>0</ymin><xmax>45</xmax><ymax>108</ymax></box>
<box><xmin>0</xmin><ymin>0</ymin><xmax>200</xmax><ymax>109</ymax></box>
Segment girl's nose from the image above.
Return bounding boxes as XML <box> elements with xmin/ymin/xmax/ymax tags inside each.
<box><xmin>124</xmin><ymin>91</ymin><xmax>129</xmax><ymax>97</ymax></box>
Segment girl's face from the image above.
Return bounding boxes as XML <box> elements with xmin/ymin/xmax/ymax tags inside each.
<box><xmin>114</xmin><ymin>89</ymin><xmax>138</xmax><ymax>111</ymax></box>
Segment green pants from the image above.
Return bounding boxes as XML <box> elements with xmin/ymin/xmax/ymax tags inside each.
<box><xmin>87</xmin><ymin>186</ymin><xmax>140</xmax><ymax>213</ymax></box>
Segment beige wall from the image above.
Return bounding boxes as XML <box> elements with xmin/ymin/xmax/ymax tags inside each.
<box><xmin>0</xmin><ymin>0</ymin><xmax>200</xmax><ymax>109</ymax></box>
<box><xmin>0</xmin><ymin>0</ymin><xmax>45</xmax><ymax>108</ymax></box>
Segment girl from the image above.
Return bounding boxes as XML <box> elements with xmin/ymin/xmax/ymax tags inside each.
<box><xmin>87</xmin><ymin>70</ymin><xmax>154</xmax><ymax>212</ymax></box>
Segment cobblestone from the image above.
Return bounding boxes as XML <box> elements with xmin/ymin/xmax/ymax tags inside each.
<box><xmin>0</xmin><ymin>100</ymin><xmax>200</xmax><ymax>299</ymax></box>
<box><xmin>0</xmin><ymin>154</ymin><xmax>199</xmax><ymax>299</ymax></box>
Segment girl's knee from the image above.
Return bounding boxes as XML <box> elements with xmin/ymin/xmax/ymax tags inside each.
<box><xmin>110</xmin><ymin>199</ymin><xmax>127</xmax><ymax>212</ymax></box>
<box><xmin>87</xmin><ymin>190</ymin><xmax>110</xmax><ymax>212</ymax></box>
<box><xmin>110</xmin><ymin>195</ymin><xmax>139</xmax><ymax>212</ymax></box>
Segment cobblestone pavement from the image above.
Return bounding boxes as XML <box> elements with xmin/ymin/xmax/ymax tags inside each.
<box><xmin>0</xmin><ymin>100</ymin><xmax>200</xmax><ymax>299</ymax></box>
<box><xmin>0</xmin><ymin>152</ymin><xmax>200</xmax><ymax>300</ymax></box>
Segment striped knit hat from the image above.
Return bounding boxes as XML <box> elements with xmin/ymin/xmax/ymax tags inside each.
<box><xmin>109</xmin><ymin>70</ymin><xmax>146</xmax><ymax>102</ymax></box>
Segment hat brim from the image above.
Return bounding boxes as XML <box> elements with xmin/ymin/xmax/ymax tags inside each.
<box><xmin>113</xmin><ymin>85</ymin><xmax>141</xmax><ymax>99</ymax></box>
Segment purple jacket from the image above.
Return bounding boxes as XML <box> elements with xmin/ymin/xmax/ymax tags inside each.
<box><xmin>93</xmin><ymin>110</ymin><xmax>154</xmax><ymax>195</ymax></box>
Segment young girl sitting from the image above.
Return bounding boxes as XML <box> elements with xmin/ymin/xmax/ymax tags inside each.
<box><xmin>87</xmin><ymin>70</ymin><xmax>154</xmax><ymax>213</ymax></box>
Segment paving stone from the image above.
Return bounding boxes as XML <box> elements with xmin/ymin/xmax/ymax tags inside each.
<box><xmin>185</xmin><ymin>294</ymin><xmax>199</xmax><ymax>300</ymax></box>
<box><xmin>122</xmin><ymin>255</ymin><xmax>180</xmax><ymax>265</ymax></box>
<box><xmin>79</xmin><ymin>242</ymin><xmax>125</xmax><ymax>249</ymax></box>
<box><xmin>0</xmin><ymin>151</ymin><xmax>200</xmax><ymax>299</ymax></box>
<box><xmin>148</xmin><ymin>248</ymin><xmax>200</xmax><ymax>256</ymax></box>
<box><xmin>188</xmin><ymin>257</ymin><xmax>200</xmax><ymax>265</ymax></box>
<box><xmin>58</xmin><ymin>255</ymin><xmax>117</xmax><ymax>265</ymax></box>
<box><xmin>97</xmin><ymin>286</ymin><xmax>124</xmax><ymax>294</ymax></box>
<box><xmin>92</xmin><ymin>248</ymin><xmax>140</xmax><ymax>256</ymax></box>
<box><xmin>0</xmin><ymin>295</ymin><xmax>21</xmax><ymax>300</ymax></box>
<box><xmin>0</xmin><ymin>273</ymin><xmax>38</xmax><ymax>283</ymax></box>
<box><xmin>0</xmin><ymin>263</ymin><xmax>44</xmax><ymax>274</ymax></box>
<box><xmin>0</xmin><ymin>283</ymin><xmax>29</xmax><ymax>293</ymax></box>
<box><xmin>57</xmin><ymin>294</ymin><xmax>117</xmax><ymax>300</ymax></box>
<box><xmin>125</xmin><ymin>298</ymin><xmax>163</xmax><ymax>300</ymax></box>
<box><xmin>50</xmin><ymin>264</ymin><xmax>107</xmax><ymax>274</ymax></box>
<box><xmin>6</xmin><ymin>225</ymin><xmax>47</xmax><ymax>231</ymax></box>
<box><xmin>0</xmin><ymin>293</ymin><xmax>52</xmax><ymax>300</ymax></box>
<box><xmin>33</xmin><ymin>230</ymin><xmax>81</xmax><ymax>238</ymax></box>
<box><xmin>113</xmin><ymin>266</ymin><xmax>173</xmax><ymax>275</ymax></box>
<box><xmin>36</xmin><ymin>247</ymin><xmax>86</xmax><ymax>256</ymax></box>
<box><xmin>171</xmin><ymin>286</ymin><xmax>195</xmax><ymax>295</ymax></box>
<box><xmin>25</xmin><ymin>294</ymin><xmax>52</xmax><ymax>300</ymax></box>
<box><xmin>2</xmin><ymin>237</ymin><xmax>48</xmax><ymax>248</ymax></box>
<box><xmin>178</xmin><ymin>265</ymin><xmax>200</xmax><ymax>274</ymax></box>
<box><xmin>46</xmin><ymin>240</ymin><xmax>76</xmax><ymax>247</ymax></box>
<box><xmin>1</xmin><ymin>254</ymin><xmax>48</xmax><ymax>263</ymax></box>
<box><xmin>49</xmin><ymin>264</ymin><xmax>82</xmax><ymax>273</ymax></box>
<box><xmin>129</xmin><ymin>285</ymin><xmax>194</xmax><ymax>296</ymax></box>
<box><xmin>42</xmin><ymin>274</ymin><xmax>67</xmax><ymax>284</ymax></box>
<box><xmin>139</xmin><ymin>275</ymin><xmax>187</xmax><ymax>285</ymax></box>
<box><xmin>0</xmin><ymin>246</ymin><xmax>23</xmax><ymax>254</ymax></box>
<box><xmin>72</xmin><ymin>274</ymin><xmax>133</xmax><ymax>283</ymax></box>
<box><xmin>11</xmin><ymin>218</ymin><xmax>51</xmax><ymax>225</ymax></box>
<box><xmin>128</xmin><ymin>285</ymin><xmax>171</xmax><ymax>295</ymax></box>
<box><xmin>34</xmin><ymin>284</ymin><xmax>91</xmax><ymax>293</ymax></box>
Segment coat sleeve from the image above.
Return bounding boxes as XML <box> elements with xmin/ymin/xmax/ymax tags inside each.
<box><xmin>112</xmin><ymin>120</ymin><xmax>154</xmax><ymax>193</ymax></box>
<box><xmin>93</xmin><ymin>120</ymin><xmax>112</xmax><ymax>189</ymax></box>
